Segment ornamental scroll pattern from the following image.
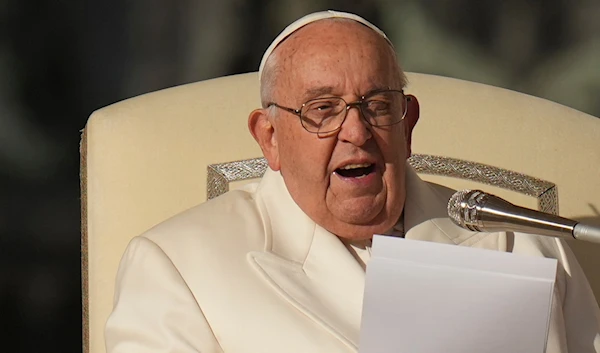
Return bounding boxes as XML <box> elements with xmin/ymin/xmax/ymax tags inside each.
<box><xmin>207</xmin><ymin>154</ymin><xmax>558</xmax><ymax>215</ymax></box>
<box><xmin>407</xmin><ymin>155</ymin><xmax>558</xmax><ymax>214</ymax></box>
<box><xmin>207</xmin><ymin>157</ymin><xmax>269</xmax><ymax>200</ymax></box>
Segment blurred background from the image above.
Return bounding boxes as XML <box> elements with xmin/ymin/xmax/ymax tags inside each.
<box><xmin>1</xmin><ymin>0</ymin><xmax>598</xmax><ymax>351</ymax></box>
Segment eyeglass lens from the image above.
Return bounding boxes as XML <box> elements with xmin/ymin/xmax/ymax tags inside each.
<box><xmin>300</xmin><ymin>91</ymin><xmax>405</xmax><ymax>133</ymax></box>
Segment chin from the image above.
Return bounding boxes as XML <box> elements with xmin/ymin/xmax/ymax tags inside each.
<box><xmin>333</xmin><ymin>224</ymin><xmax>387</xmax><ymax>241</ymax></box>
<box><xmin>336</xmin><ymin>209</ymin><xmax>382</xmax><ymax>226</ymax></box>
<box><xmin>322</xmin><ymin>193</ymin><xmax>403</xmax><ymax>239</ymax></box>
<box><xmin>330</xmin><ymin>211</ymin><xmax>397</xmax><ymax>240</ymax></box>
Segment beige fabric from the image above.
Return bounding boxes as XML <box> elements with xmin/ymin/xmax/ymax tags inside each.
<box><xmin>104</xmin><ymin>166</ymin><xmax>600</xmax><ymax>352</ymax></box>
<box><xmin>81</xmin><ymin>72</ymin><xmax>600</xmax><ymax>353</ymax></box>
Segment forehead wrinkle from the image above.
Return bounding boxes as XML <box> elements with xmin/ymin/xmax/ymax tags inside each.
<box><xmin>273</xmin><ymin>20</ymin><xmax>402</xmax><ymax>103</ymax></box>
<box><xmin>277</xmin><ymin>19</ymin><xmax>386</xmax><ymax>63</ymax></box>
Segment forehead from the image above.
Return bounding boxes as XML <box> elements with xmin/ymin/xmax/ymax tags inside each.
<box><xmin>273</xmin><ymin>20</ymin><xmax>399</xmax><ymax>99</ymax></box>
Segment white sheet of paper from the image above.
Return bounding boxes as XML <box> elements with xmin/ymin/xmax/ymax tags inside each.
<box><xmin>359</xmin><ymin>235</ymin><xmax>557</xmax><ymax>353</ymax></box>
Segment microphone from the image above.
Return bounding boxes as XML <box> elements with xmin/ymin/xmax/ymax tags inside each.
<box><xmin>447</xmin><ymin>189</ymin><xmax>600</xmax><ymax>244</ymax></box>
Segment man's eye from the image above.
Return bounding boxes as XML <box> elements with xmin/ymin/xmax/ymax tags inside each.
<box><xmin>307</xmin><ymin>101</ymin><xmax>337</xmax><ymax>114</ymax></box>
<box><xmin>314</xmin><ymin>103</ymin><xmax>334</xmax><ymax>111</ymax></box>
<box><xmin>366</xmin><ymin>100</ymin><xmax>390</xmax><ymax>112</ymax></box>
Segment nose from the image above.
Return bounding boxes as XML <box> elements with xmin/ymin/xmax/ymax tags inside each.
<box><xmin>336</xmin><ymin>105</ymin><xmax>372</xmax><ymax>146</ymax></box>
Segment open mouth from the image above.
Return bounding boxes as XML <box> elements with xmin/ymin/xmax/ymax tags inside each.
<box><xmin>335</xmin><ymin>163</ymin><xmax>376</xmax><ymax>179</ymax></box>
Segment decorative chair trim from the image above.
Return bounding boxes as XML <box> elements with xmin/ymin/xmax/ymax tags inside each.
<box><xmin>207</xmin><ymin>157</ymin><xmax>269</xmax><ymax>200</ymax></box>
<box><xmin>207</xmin><ymin>154</ymin><xmax>558</xmax><ymax>215</ymax></box>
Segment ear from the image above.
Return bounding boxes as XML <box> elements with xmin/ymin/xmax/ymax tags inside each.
<box><xmin>404</xmin><ymin>94</ymin><xmax>420</xmax><ymax>158</ymax></box>
<box><xmin>248</xmin><ymin>108</ymin><xmax>281</xmax><ymax>171</ymax></box>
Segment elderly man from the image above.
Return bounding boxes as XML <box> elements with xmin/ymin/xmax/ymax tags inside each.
<box><xmin>105</xmin><ymin>10</ymin><xmax>600</xmax><ymax>353</ymax></box>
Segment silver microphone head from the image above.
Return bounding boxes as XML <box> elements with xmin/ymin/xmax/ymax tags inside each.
<box><xmin>448</xmin><ymin>189</ymin><xmax>577</xmax><ymax>238</ymax></box>
<box><xmin>447</xmin><ymin>189</ymin><xmax>489</xmax><ymax>231</ymax></box>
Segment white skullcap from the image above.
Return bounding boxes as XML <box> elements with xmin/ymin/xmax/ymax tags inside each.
<box><xmin>258</xmin><ymin>10</ymin><xmax>393</xmax><ymax>83</ymax></box>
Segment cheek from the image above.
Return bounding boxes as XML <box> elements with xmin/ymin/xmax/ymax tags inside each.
<box><xmin>277</xmin><ymin>128</ymin><xmax>333</xmax><ymax>183</ymax></box>
<box><xmin>377</xmin><ymin>128</ymin><xmax>408</xmax><ymax>164</ymax></box>
<box><xmin>378</xmin><ymin>129</ymin><xmax>408</xmax><ymax>197</ymax></box>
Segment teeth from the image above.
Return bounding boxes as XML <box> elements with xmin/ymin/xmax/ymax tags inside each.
<box><xmin>339</xmin><ymin>163</ymin><xmax>371</xmax><ymax>170</ymax></box>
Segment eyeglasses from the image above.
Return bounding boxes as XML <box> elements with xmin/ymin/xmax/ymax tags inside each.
<box><xmin>267</xmin><ymin>89</ymin><xmax>407</xmax><ymax>135</ymax></box>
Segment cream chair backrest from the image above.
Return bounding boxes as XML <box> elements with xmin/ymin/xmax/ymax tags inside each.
<box><xmin>81</xmin><ymin>72</ymin><xmax>600</xmax><ymax>353</ymax></box>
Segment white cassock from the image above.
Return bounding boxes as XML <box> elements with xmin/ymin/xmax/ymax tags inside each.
<box><xmin>106</xmin><ymin>163</ymin><xmax>600</xmax><ymax>353</ymax></box>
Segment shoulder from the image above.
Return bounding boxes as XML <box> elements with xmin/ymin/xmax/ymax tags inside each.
<box><xmin>423</xmin><ymin>180</ymin><xmax>455</xmax><ymax>202</ymax></box>
<box><xmin>135</xmin><ymin>186</ymin><xmax>267</xmax><ymax>266</ymax></box>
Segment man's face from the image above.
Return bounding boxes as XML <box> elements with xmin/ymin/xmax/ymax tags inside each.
<box><xmin>254</xmin><ymin>20</ymin><xmax>411</xmax><ymax>240</ymax></box>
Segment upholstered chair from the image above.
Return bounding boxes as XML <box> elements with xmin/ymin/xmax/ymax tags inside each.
<box><xmin>81</xmin><ymin>72</ymin><xmax>600</xmax><ymax>353</ymax></box>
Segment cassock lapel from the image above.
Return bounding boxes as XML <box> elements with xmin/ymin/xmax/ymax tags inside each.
<box><xmin>248</xmin><ymin>169</ymin><xmax>365</xmax><ymax>350</ymax></box>
<box><xmin>247</xmin><ymin>165</ymin><xmax>512</xmax><ymax>351</ymax></box>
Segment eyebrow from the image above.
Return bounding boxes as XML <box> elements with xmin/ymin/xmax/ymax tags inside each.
<box><xmin>301</xmin><ymin>85</ymin><xmax>396</xmax><ymax>102</ymax></box>
<box><xmin>303</xmin><ymin>86</ymin><xmax>337</xmax><ymax>100</ymax></box>
<box><xmin>363</xmin><ymin>87</ymin><xmax>394</xmax><ymax>96</ymax></box>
